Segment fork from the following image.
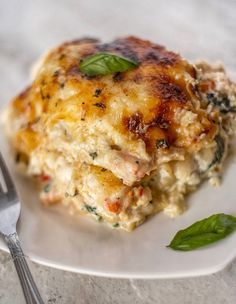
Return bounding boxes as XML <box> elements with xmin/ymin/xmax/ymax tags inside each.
<box><xmin>0</xmin><ymin>153</ymin><xmax>44</xmax><ymax>304</ymax></box>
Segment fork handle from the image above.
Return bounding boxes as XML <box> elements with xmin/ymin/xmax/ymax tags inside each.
<box><xmin>5</xmin><ymin>233</ymin><xmax>44</xmax><ymax>304</ymax></box>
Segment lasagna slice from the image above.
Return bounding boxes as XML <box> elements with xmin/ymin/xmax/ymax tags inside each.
<box><xmin>3</xmin><ymin>36</ymin><xmax>236</xmax><ymax>230</ymax></box>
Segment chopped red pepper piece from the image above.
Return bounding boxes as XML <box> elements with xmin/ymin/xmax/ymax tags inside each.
<box><xmin>106</xmin><ymin>200</ymin><xmax>121</xmax><ymax>213</ymax></box>
<box><xmin>40</xmin><ymin>174</ymin><xmax>51</xmax><ymax>182</ymax></box>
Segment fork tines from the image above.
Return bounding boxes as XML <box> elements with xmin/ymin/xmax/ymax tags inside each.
<box><xmin>0</xmin><ymin>152</ymin><xmax>16</xmax><ymax>195</ymax></box>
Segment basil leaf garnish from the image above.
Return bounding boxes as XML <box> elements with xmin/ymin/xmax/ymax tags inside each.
<box><xmin>167</xmin><ymin>213</ymin><xmax>236</xmax><ymax>251</ymax></box>
<box><xmin>79</xmin><ymin>53</ymin><xmax>138</xmax><ymax>76</ymax></box>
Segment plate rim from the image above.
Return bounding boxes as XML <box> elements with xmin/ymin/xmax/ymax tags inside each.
<box><xmin>0</xmin><ymin>243</ymin><xmax>234</xmax><ymax>279</ymax></box>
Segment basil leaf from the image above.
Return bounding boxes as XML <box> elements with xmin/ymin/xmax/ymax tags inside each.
<box><xmin>79</xmin><ymin>52</ymin><xmax>138</xmax><ymax>76</ymax></box>
<box><xmin>167</xmin><ymin>213</ymin><xmax>236</xmax><ymax>251</ymax></box>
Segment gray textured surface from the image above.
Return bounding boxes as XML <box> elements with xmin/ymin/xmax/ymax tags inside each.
<box><xmin>1</xmin><ymin>251</ymin><xmax>236</xmax><ymax>304</ymax></box>
<box><xmin>0</xmin><ymin>0</ymin><xmax>236</xmax><ymax>303</ymax></box>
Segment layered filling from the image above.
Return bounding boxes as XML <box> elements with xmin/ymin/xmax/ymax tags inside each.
<box><xmin>3</xmin><ymin>37</ymin><xmax>236</xmax><ymax>231</ymax></box>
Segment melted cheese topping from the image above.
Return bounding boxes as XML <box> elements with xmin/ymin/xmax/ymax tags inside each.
<box><xmin>4</xmin><ymin>36</ymin><xmax>236</xmax><ymax>230</ymax></box>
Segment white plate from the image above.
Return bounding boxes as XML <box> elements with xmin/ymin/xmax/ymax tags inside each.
<box><xmin>0</xmin><ymin>130</ymin><xmax>236</xmax><ymax>279</ymax></box>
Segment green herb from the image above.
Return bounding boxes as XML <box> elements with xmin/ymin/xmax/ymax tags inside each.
<box><xmin>113</xmin><ymin>223</ymin><xmax>120</xmax><ymax>228</ymax></box>
<box><xmin>167</xmin><ymin>213</ymin><xmax>236</xmax><ymax>251</ymax></box>
<box><xmin>89</xmin><ymin>152</ymin><xmax>98</xmax><ymax>160</ymax></box>
<box><xmin>79</xmin><ymin>52</ymin><xmax>138</xmax><ymax>76</ymax></box>
<box><xmin>85</xmin><ymin>205</ymin><xmax>97</xmax><ymax>213</ymax></box>
<box><xmin>156</xmin><ymin>139</ymin><xmax>169</xmax><ymax>149</ymax></box>
<box><xmin>94</xmin><ymin>88</ymin><xmax>102</xmax><ymax>97</ymax></box>
<box><xmin>207</xmin><ymin>93</ymin><xmax>236</xmax><ymax>114</ymax></box>
<box><xmin>207</xmin><ymin>135</ymin><xmax>225</xmax><ymax>170</ymax></box>
<box><xmin>85</xmin><ymin>204</ymin><xmax>102</xmax><ymax>222</ymax></box>
<box><xmin>43</xmin><ymin>184</ymin><xmax>51</xmax><ymax>193</ymax></box>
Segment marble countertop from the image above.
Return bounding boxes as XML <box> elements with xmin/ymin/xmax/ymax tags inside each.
<box><xmin>1</xmin><ymin>250</ymin><xmax>236</xmax><ymax>304</ymax></box>
<box><xmin>0</xmin><ymin>0</ymin><xmax>236</xmax><ymax>303</ymax></box>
